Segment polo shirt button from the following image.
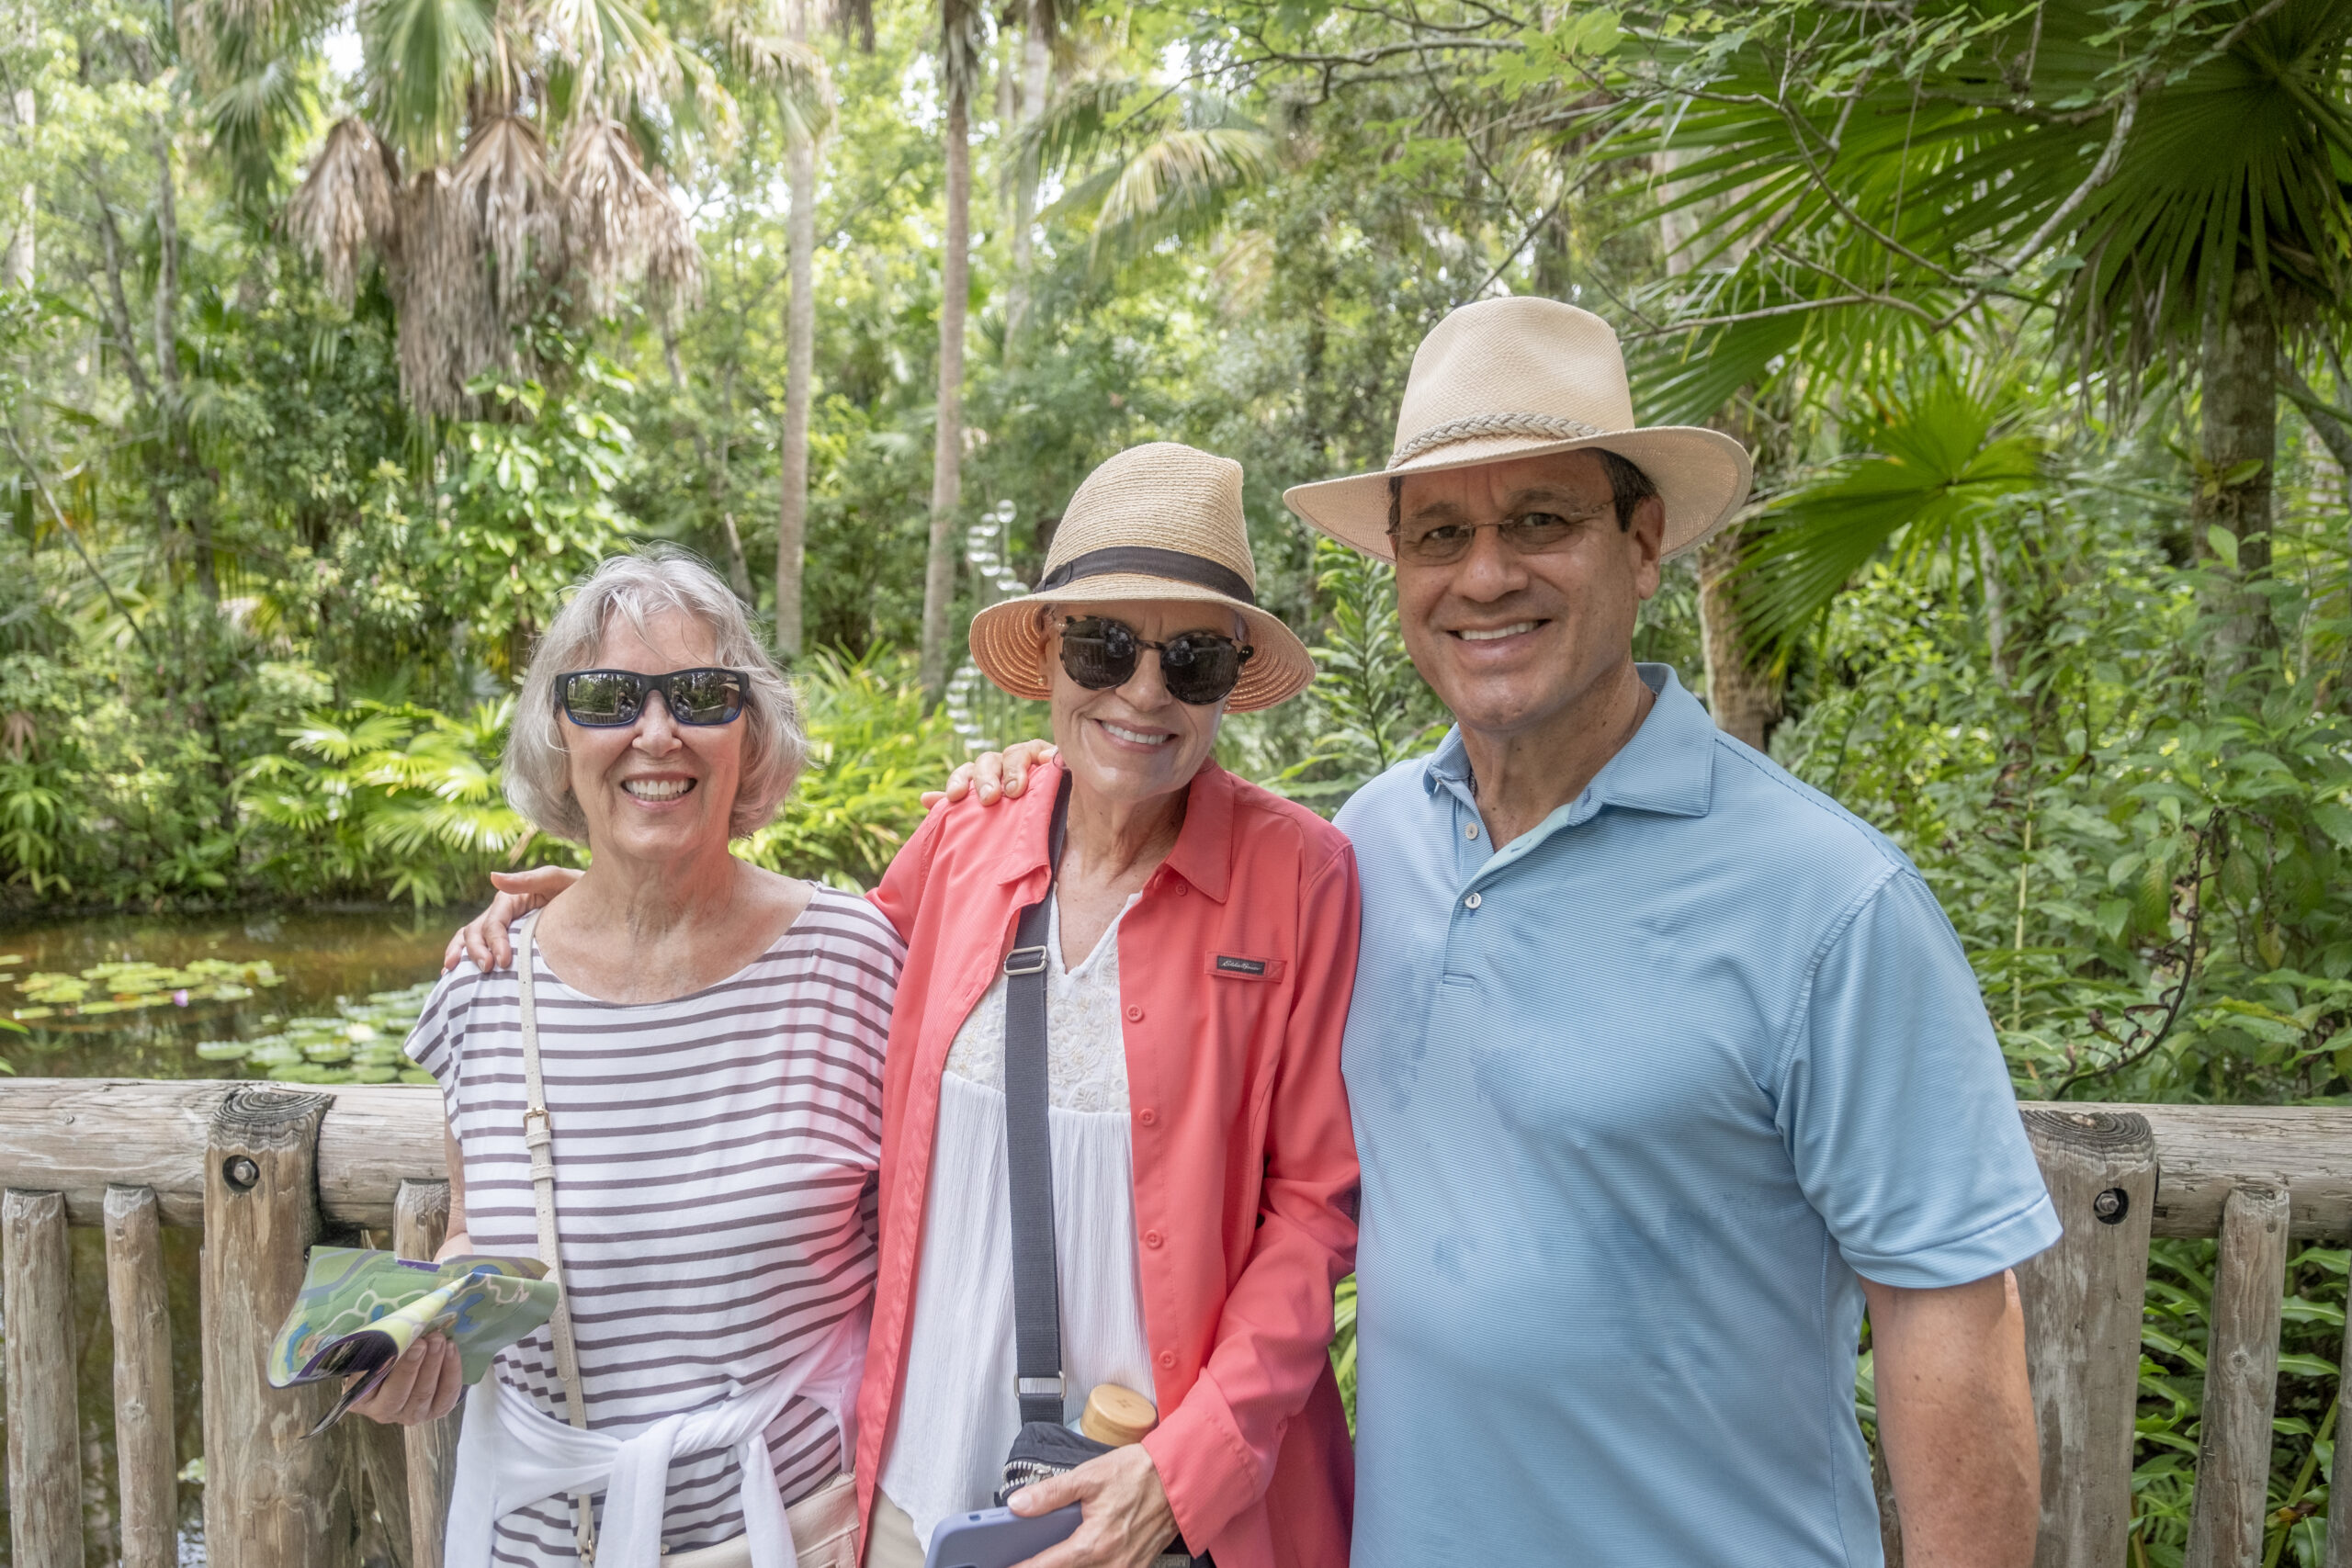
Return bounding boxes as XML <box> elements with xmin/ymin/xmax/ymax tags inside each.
<box><xmin>1464</xmin><ymin>822</ymin><xmax>1479</xmax><ymax>840</ymax></box>
<box><xmin>1174</xmin><ymin>883</ymin><xmax>1188</xmax><ymax>896</ymax></box>
<box><xmin>1464</xmin><ymin>892</ymin><xmax>1483</xmax><ymax>909</ymax></box>
<box><xmin>1138</xmin><ymin>1109</ymin><xmax>1158</xmax><ymax>1126</ymax></box>
<box><xmin>1125</xmin><ymin>1004</ymin><xmax>1145</xmax><ymax>1022</ymax></box>
<box><xmin>1144</xmin><ymin>1229</ymin><xmax>1164</xmax><ymax>1248</ymax></box>
<box><xmin>1159</xmin><ymin>1350</ymin><xmax>1176</xmax><ymax>1369</ymax></box>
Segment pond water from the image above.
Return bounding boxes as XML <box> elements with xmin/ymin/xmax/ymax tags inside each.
<box><xmin>0</xmin><ymin>908</ymin><xmax>461</xmax><ymax>1568</ymax></box>
<box><xmin>0</xmin><ymin>909</ymin><xmax>458</xmax><ymax>1084</ymax></box>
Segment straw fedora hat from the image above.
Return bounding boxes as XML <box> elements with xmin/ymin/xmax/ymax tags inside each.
<box><xmin>967</xmin><ymin>443</ymin><xmax>1316</xmax><ymax>713</ymax></box>
<box><xmin>1283</xmin><ymin>297</ymin><xmax>1753</xmax><ymax>561</ymax></box>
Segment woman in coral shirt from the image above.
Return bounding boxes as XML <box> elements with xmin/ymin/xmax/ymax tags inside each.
<box><xmin>862</xmin><ymin>444</ymin><xmax>1359</xmax><ymax>1568</ymax></box>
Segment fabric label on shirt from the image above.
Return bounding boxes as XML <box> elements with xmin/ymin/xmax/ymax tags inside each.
<box><xmin>1208</xmin><ymin>954</ymin><xmax>1283</xmax><ymax>980</ymax></box>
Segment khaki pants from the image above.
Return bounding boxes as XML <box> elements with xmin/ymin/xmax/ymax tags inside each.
<box><xmin>658</xmin><ymin>1473</ymin><xmax>862</xmax><ymax>1568</ymax></box>
<box><xmin>863</xmin><ymin>1492</ymin><xmax>928</xmax><ymax>1568</ymax></box>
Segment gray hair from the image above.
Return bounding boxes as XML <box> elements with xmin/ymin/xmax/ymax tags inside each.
<box><xmin>505</xmin><ymin>547</ymin><xmax>808</xmax><ymax>842</ymax></box>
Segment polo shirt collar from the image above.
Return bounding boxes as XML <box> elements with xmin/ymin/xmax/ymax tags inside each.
<box><xmin>1418</xmin><ymin>663</ymin><xmax>1716</xmax><ymax>821</ymax></box>
<box><xmin>989</xmin><ymin>756</ymin><xmax>1237</xmax><ymax>903</ymax></box>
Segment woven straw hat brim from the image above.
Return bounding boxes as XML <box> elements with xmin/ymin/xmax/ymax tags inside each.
<box><xmin>1283</xmin><ymin>424</ymin><xmax>1754</xmax><ymax>564</ymax></box>
<box><xmin>967</xmin><ymin>574</ymin><xmax>1315</xmax><ymax>714</ymax></box>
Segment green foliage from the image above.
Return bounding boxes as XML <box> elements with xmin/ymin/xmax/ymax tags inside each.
<box><xmin>738</xmin><ymin>649</ymin><xmax>966</xmax><ymax>889</ymax></box>
<box><xmin>1276</xmin><ymin>537</ymin><xmax>1449</xmax><ymax>809</ymax></box>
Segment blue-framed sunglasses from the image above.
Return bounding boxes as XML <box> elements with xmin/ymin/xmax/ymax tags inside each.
<box><xmin>555</xmin><ymin>668</ymin><xmax>751</xmax><ymax>727</ymax></box>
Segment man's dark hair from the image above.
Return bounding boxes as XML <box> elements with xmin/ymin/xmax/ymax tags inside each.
<box><xmin>1385</xmin><ymin>448</ymin><xmax>1659</xmax><ymax>538</ymax></box>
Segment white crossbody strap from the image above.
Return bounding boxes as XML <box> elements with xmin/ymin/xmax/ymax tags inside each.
<box><xmin>516</xmin><ymin>910</ymin><xmax>601</xmax><ymax>1563</ymax></box>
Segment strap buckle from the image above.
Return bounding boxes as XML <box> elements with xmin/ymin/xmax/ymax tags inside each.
<box><xmin>1017</xmin><ymin>1374</ymin><xmax>1065</xmax><ymax>1400</ymax></box>
<box><xmin>1003</xmin><ymin>945</ymin><xmax>1049</xmax><ymax>976</ymax></box>
<box><xmin>523</xmin><ymin>1105</ymin><xmax>552</xmax><ymax>1145</ymax></box>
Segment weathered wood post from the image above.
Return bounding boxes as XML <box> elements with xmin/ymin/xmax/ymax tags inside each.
<box><xmin>2017</xmin><ymin>1108</ymin><xmax>2159</xmax><ymax>1567</ymax></box>
<box><xmin>2186</xmin><ymin>1182</ymin><xmax>2290</xmax><ymax>1568</ymax></box>
<box><xmin>4</xmin><ymin>1187</ymin><xmax>82</xmax><ymax>1568</ymax></box>
<box><xmin>395</xmin><ymin>1178</ymin><xmax>458</xmax><ymax>1568</ymax></box>
<box><xmin>202</xmin><ymin>1085</ymin><xmax>356</xmax><ymax>1568</ymax></box>
<box><xmin>106</xmin><ymin>1183</ymin><xmax>179</xmax><ymax>1568</ymax></box>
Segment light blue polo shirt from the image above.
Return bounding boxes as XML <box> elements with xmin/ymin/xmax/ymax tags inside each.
<box><xmin>1334</xmin><ymin>665</ymin><xmax>2058</xmax><ymax>1568</ymax></box>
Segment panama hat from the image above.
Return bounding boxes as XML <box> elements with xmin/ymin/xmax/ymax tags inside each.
<box><xmin>1283</xmin><ymin>297</ymin><xmax>1754</xmax><ymax>561</ymax></box>
<box><xmin>967</xmin><ymin>443</ymin><xmax>1317</xmax><ymax>713</ymax></box>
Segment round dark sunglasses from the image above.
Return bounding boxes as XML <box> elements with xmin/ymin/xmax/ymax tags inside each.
<box><xmin>555</xmin><ymin>668</ymin><xmax>750</xmax><ymax>727</ymax></box>
<box><xmin>1058</xmin><ymin>616</ymin><xmax>1254</xmax><ymax>706</ymax></box>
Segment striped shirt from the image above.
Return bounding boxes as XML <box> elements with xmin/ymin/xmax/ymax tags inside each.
<box><xmin>405</xmin><ymin>886</ymin><xmax>899</xmax><ymax>1565</ymax></box>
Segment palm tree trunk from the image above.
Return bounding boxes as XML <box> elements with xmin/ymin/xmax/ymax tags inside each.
<box><xmin>1696</xmin><ymin>522</ymin><xmax>1782</xmax><ymax>749</ymax></box>
<box><xmin>1004</xmin><ymin>0</ymin><xmax>1052</xmax><ymax>351</ymax></box>
<box><xmin>775</xmin><ymin>0</ymin><xmax>818</xmax><ymax>661</ymax></box>
<box><xmin>2195</xmin><ymin>265</ymin><xmax>2278</xmax><ymax>681</ymax></box>
<box><xmin>1654</xmin><ymin>152</ymin><xmax>1780</xmax><ymax>746</ymax></box>
<box><xmin>920</xmin><ymin>67</ymin><xmax>971</xmax><ymax>701</ymax></box>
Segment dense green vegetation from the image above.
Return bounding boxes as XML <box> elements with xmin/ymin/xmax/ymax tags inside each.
<box><xmin>5</xmin><ymin>0</ymin><xmax>2351</xmax><ymax>1559</ymax></box>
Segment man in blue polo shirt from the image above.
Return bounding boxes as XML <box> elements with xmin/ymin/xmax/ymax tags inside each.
<box><xmin>1276</xmin><ymin>297</ymin><xmax>2054</xmax><ymax>1566</ymax></box>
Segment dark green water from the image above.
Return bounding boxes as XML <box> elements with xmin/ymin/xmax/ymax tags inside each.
<box><xmin>0</xmin><ymin>908</ymin><xmax>459</xmax><ymax>1567</ymax></box>
<box><xmin>0</xmin><ymin>909</ymin><xmax>457</xmax><ymax>1083</ymax></box>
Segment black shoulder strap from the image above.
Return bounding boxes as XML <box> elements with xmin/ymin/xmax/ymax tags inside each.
<box><xmin>1004</xmin><ymin>772</ymin><xmax>1075</xmax><ymax>1427</ymax></box>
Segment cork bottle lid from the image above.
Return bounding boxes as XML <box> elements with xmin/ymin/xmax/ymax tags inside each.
<box><xmin>1079</xmin><ymin>1383</ymin><xmax>1159</xmax><ymax>1447</ymax></box>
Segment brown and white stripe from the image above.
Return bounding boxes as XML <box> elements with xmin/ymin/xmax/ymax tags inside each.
<box><xmin>406</xmin><ymin>886</ymin><xmax>899</xmax><ymax>1566</ymax></box>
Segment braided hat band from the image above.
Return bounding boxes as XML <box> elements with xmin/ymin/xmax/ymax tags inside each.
<box><xmin>1389</xmin><ymin>412</ymin><xmax>1605</xmax><ymax>469</ymax></box>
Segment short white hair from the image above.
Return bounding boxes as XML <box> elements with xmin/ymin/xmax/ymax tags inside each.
<box><xmin>505</xmin><ymin>547</ymin><xmax>808</xmax><ymax>841</ymax></box>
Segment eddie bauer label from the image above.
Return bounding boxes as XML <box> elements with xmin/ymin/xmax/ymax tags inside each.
<box><xmin>1215</xmin><ymin>955</ymin><xmax>1268</xmax><ymax>976</ymax></box>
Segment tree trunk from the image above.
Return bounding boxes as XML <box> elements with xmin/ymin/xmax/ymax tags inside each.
<box><xmin>1004</xmin><ymin>0</ymin><xmax>1053</xmax><ymax>352</ymax></box>
<box><xmin>920</xmin><ymin>68</ymin><xmax>971</xmax><ymax>702</ymax></box>
<box><xmin>777</xmin><ymin>0</ymin><xmax>818</xmax><ymax>663</ymax></box>
<box><xmin>2194</xmin><ymin>265</ymin><xmax>2277</xmax><ymax>681</ymax></box>
<box><xmin>1652</xmin><ymin>150</ymin><xmax>1779</xmax><ymax>745</ymax></box>
<box><xmin>1697</xmin><ymin>524</ymin><xmax>1782</xmax><ymax>750</ymax></box>
<box><xmin>5</xmin><ymin>16</ymin><xmax>31</xmax><ymax>293</ymax></box>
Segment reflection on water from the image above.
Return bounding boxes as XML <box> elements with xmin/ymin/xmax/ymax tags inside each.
<box><xmin>0</xmin><ymin>909</ymin><xmax>458</xmax><ymax>1082</ymax></box>
<box><xmin>0</xmin><ymin>908</ymin><xmax>461</xmax><ymax>1567</ymax></box>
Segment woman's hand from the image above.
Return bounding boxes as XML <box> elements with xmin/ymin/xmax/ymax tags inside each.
<box><xmin>1005</xmin><ymin>1444</ymin><xmax>1180</xmax><ymax>1568</ymax></box>
<box><xmin>442</xmin><ymin>867</ymin><xmax>582</xmax><ymax>972</ymax></box>
<box><xmin>344</xmin><ymin>1333</ymin><xmax>463</xmax><ymax>1426</ymax></box>
<box><xmin>919</xmin><ymin>740</ymin><xmax>1059</xmax><ymax>811</ymax></box>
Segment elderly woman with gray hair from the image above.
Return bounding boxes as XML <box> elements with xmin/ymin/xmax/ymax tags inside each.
<box><xmin>356</xmin><ymin>547</ymin><xmax>896</xmax><ymax>1568</ymax></box>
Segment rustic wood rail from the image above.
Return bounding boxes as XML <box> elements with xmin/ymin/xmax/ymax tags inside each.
<box><xmin>3</xmin><ymin>1082</ymin><xmax>2350</xmax><ymax>1567</ymax></box>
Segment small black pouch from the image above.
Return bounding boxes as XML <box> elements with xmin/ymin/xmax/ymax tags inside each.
<box><xmin>995</xmin><ymin>1418</ymin><xmax>1119</xmax><ymax>1506</ymax></box>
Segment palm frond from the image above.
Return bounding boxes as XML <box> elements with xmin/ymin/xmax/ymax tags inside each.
<box><xmin>454</xmin><ymin>113</ymin><xmax>562</xmax><ymax>320</ymax></box>
<box><xmin>558</xmin><ymin>118</ymin><xmax>704</xmax><ymax>321</ymax></box>
<box><xmin>358</xmin><ymin>0</ymin><xmax>500</xmax><ymax>167</ymax></box>
<box><xmin>1737</xmin><ymin>373</ymin><xmax>2046</xmax><ymax>650</ymax></box>
<box><xmin>285</xmin><ymin>117</ymin><xmax>398</xmax><ymax>307</ymax></box>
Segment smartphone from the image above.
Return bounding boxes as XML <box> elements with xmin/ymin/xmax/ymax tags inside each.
<box><xmin>922</xmin><ymin>1504</ymin><xmax>1082</xmax><ymax>1568</ymax></box>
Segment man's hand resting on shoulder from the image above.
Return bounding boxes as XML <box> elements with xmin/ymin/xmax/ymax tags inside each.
<box><xmin>920</xmin><ymin>739</ymin><xmax>1059</xmax><ymax>810</ymax></box>
<box><xmin>443</xmin><ymin>866</ymin><xmax>581</xmax><ymax>972</ymax></box>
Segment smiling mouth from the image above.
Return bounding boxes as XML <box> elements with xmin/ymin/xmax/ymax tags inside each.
<box><xmin>1097</xmin><ymin>720</ymin><xmax>1172</xmax><ymax>747</ymax></box>
<box><xmin>621</xmin><ymin>778</ymin><xmax>697</xmax><ymax>801</ymax></box>
<box><xmin>1453</xmin><ymin>621</ymin><xmax>1542</xmax><ymax>642</ymax></box>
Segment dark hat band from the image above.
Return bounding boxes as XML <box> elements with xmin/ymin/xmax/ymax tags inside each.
<box><xmin>1035</xmin><ymin>546</ymin><xmax>1256</xmax><ymax>606</ymax></box>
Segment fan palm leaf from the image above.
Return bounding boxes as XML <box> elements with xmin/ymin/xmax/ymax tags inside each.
<box><xmin>1736</xmin><ymin>374</ymin><xmax>2044</xmax><ymax>650</ymax></box>
<box><xmin>357</xmin><ymin>0</ymin><xmax>500</xmax><ymax>168</ymax></box>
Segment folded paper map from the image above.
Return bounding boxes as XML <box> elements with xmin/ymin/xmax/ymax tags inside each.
<box><xmin>267</xmin><ymin>1247</ymin><xmax>560</xmax><ymax>1435</ymax></box>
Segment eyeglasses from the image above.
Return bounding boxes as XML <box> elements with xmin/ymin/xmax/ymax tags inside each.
<box><xmin>555</xmin><ymin>668</ymin><xmax>750</xmax><ymax>727</ymax></box>
<box><xmin>1057</xmin><ymin>616</ymin><xmax>1254</xmax><ymax>706</ymax></box>
<box><xmin>1390</xmin><ymin>510</ymin><xmax>1605</xmax><ymax>567</ymax></box>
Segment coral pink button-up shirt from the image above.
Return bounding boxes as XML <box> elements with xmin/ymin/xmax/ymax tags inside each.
<box><xmin>854</xmin><ymin>759</ymin><xmax>1362</xmax><ymax>1568</ymax></box>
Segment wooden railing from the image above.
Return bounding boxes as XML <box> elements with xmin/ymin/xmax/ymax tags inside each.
<box><xmin>2</xmin><ymin>1083</ymin><xmax>2347</xmax><ymax>1568</ymax></box>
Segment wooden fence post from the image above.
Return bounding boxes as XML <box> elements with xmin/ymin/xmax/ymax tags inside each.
<box><xmin>201</xmin><ymin>1085</ymin><xmax>356</xmax><ymax>1568</ymax></box>
<box><xmin>2186</xmin><ymin>1182</ymin><xmax>2290</xmax><ymax>1568</ymax></box>
<box><xmin>4</xmin><ymin>1188</ymin><xmax>81</xmax><ymax>1568</ymax></box>
<box><xmin>106</xmin><ymin>1183</ymin><xmax>179</xmax><ymax>1568</ymax></box>
<box><xmin>395</xmin><ymin>1179</ymin><xmax>458</xmax><ymax>1568</ymax></box>
<box><xmin>2017</xmin><ymin>1108</ymin><xmax>2159</xmax><ymax>1568</ymax></box>
<box><xmin>2328</xmin><ymin>1282</ymin><xmax>2352</xmax><ymax>1568</ymax></box>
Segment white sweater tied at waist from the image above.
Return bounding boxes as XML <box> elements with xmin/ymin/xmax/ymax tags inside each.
<box><xmin>445</xmin><ymin>1310</ymin><xmax>866</xmax><ymax>1568</ymax></box>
